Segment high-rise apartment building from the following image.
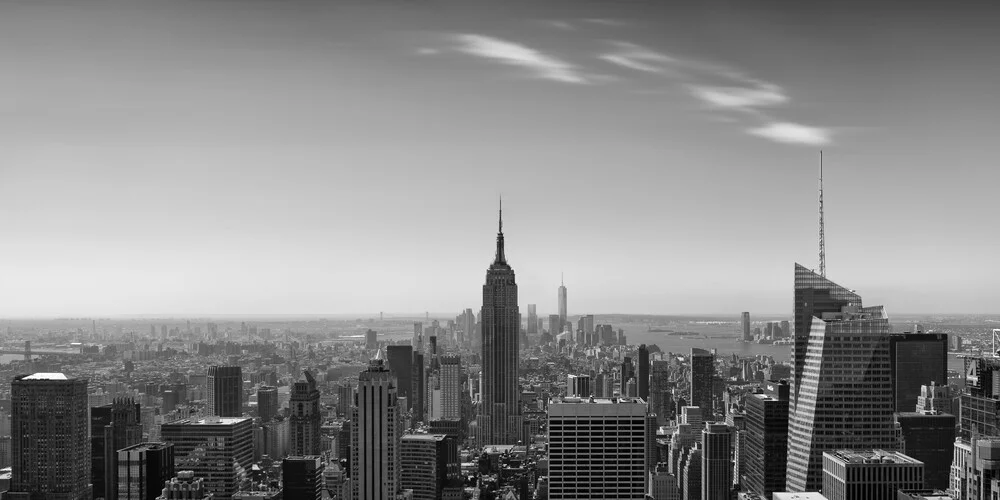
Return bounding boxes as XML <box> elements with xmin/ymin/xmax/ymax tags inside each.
<box><xmin>8</xmin><ymin>373</ymin><xmax>91</xmax><ymax>500</ymax></box>
<box><xmin>744</xmin><ymin>380</ymin><xmax>790</xmax><ymax>498</ymax></box>
<box><xmin>480</xmin><ymin>207</ymin><xmax>521</xmax><ymax>445</ymax></box>
<box><xmin>793</xmin><ymin>263</ymin><xmax>861</xmax><ymax>405</ymax></box>
<box><xmin>92</xmin><ymin>398</ymin><xmax>143</xmax><ymax>500</ymax></box>
<box><xmin>701</xmin><ymin>423</ymin><xmax>733</xmax><ymax>500</ymax></box>
<box><xmin>548</xmin><ymin>397</ymin><xmax>648</xmax><ymax>500</ymax></box>
<box><xmin>785</xmin><ymin>300</ymin><xmax>898</xmax><ymax>492</ymax></box>
<box><xmin>638</xmin><ymin>345</ymin><xmax>650</xmax><ymax>399</ymax></box>
<box><xmin>351</xmin><ymin>349</ymin><xmax>401</xmax><ymax>500</ymax></box>
<box><xmin>690</xmin><ymin>348</ymin><xmax>715</xmax><ymax>417</ymax></box>
<box><xmin>385</xmin><ymin>345</ymin><xmax>413</xmax><ymax>409</ymax></box>
<box><xmin>889</xmin><ymin>333</ymin><xmax>948</xmax><ymax>412</ymax></box>
<box><xmin>526</xmin><ymin>304</ymin><xmax>538</xmax><ymax>335</ymax></box>
<box><xmin>290</xmin><ymin>370</ymin><xmax>321</xmax><ymax>456</ymax></box>
<box><xmin>439</xmin><ymin>356</ymin><xmax>462</xmax><ymax>420</ymax></box>
<box><xmin>742</xmin><ymin>312</ymin><xmax>752</xmax><ymax>341</ymax></box>
<box><xmin>399</xmin><ymin>434</ymin><xmax>458</xmax><ymax>500</ymax></box>
<box><xmin>282</xmin><ymin>456</ymin><xmax>324</xmax><ymax>500</ymax></box>
<box><xmin>117</xmin><ymin>442</ymin><xmax>175</xmax><ymax>500</ymax></box>
<box><xmin>160</xmin><ymin>417</ymin><xmax>254</xmax><ymax>500</ymax></box>
<box><xmin>822</xmin><ymin>449</ymin><xmax>923</xmax><ymax>500</ymax></box>
<box><xmin>207</xmin><ymin>366</ymin><xmax>243</xmax><ymax>418</ymax></box>
<box><xmin>257</xmin><ymin>386</ymin><xmax>278</xmax><ymax>423</ymax></box>
<box><xmin>558</xmin><ymin>276</ymin><xmax>567</xmax><ymax>327</ymax></box>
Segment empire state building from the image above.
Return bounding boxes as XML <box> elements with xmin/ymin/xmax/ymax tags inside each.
<box><xmin>480</xmin><ymin>204</ymin><xmax>522</xmax><ymax>445</ymax></box>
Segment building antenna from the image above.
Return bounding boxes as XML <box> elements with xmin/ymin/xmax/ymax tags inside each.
<box><xmin>819</xmin><ymin>150</ymin><xmax>826</xmax><ymax>277</ymax></box>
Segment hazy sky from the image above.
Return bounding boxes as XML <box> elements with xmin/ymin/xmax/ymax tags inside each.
<box><xmin>1</xmin><ymin>0</ymin><xmax>997</xmax><ymax>317</ymax></box>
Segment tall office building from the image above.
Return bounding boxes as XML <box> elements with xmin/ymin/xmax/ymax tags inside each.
<box><xmin>744</xmin><ymin>380</ymin><xmax>790</xmax><ymax>498</ymax></box>
<box><xmin>412</xmin><ymin>322</ymin><xmax>423</xmax><ymax>353</ymax></box>
<box><xmin>690</xmin><ymin>348</ymin><xmax>715</xmax><ymax>417</ymax></box>
<box><xmin>412</xmin><ymin>352</ymin><xmax>425</xmax><ymax>423</ymax></box>
<box><xmin>889</xmin><ymin>333</ymin><xmax>948</xmax><ymax>412</ymax></box>
<box><xmin>290</xmin><ymin>370</ymin><xmax>321</xmax><ymax>456</ymax></box>
<box><xmin>959</xmin><ymin>355</ymin><xmax>1000</xmax><ymax>438</ymax></box>
<box><xmin>92</xmin><ymin>397</ymin><xmax>143</xmax><ymax>500</ymax></box>
<box><xmin>680</xmin><ymin>445</ymin><xmax>702</xmax><ymax>500</ymax></box>
<box><xmin>257</xmin><ymin>386</ymin><xmax>278</xmax><ymax>423</ymax></box>
<box><xmin>822</xmin><ymin>450</ymin><xmax>923</xmax><ymax>500</ymax></box>
<box><xmin>896</xmin><ymin>387</ymin><xmax>955</xmax><ymax>490</ymax></box>
<box><xmin>336</xmin><ymin>382</ymin><xmax>356</xmax><ymax>418</ymax></box>
<box><xmin>526</xmin><ymin>304</ymin><xmax>538</xmax><ymax>335</ymax></box>
<box><xmin>399</xmin><ymin>434</ymin><xmax>458</xmax><ymax>500</ymax></box>
<box><xmin>558</xmin><ymin>276</ymin><xmax>567</xmax><ymax>327</ymax></box>
<box><xmin>117</xmin><ymin>442</ymin><xmax>175</xmax><ymax>500</ymax></box>
<box><xmin>207</xmin><ymin>366</ymin><xmax>243</xmax><ymax>418</ymax></box>
<box><xmin>566</xmin><ymin>374</ymin><xmax>591</xmax><ymax>398</ymax></box>
<box><xmin>8</xmin><ymin>373</ymin><xmax>91</xmax><ymax>500</ymax></box>
<box><xmin>549</xmin><ymin>314</ymin><xmax>562</xmax><ymax>336</ymax></box>
<box><xmin>282</xmin><ymin>456</ymin><xmax>324</xmax><ymax>500</ymax></box>
<box><xmin>638</xmin><ymin>345</ymin><xmax>650</xmax><ymax>399</ymax></box>
<box><xmin>365</xmin><ymin>329</ymin><xmax>377</xmax><ymax>349</ymax></box>
<box><xmin>742</xmin><ymin>312</ymin><xmax>752</xmax><ymax>341</ymax></box>
<box><xmin>351</xmin><ymin>349</ymin><xmax>401</xmax><ymax>500</ymax></box>
<box><xmin>701</xmin><ymin>423</ymin><xmax>733</xmax><ymax>500</ymax></box>
<box><xmin>785</xmin><ymin>301</ymin><xmax>898</xmax><ymax>492</ymax></box>
<box><xmin>548</xmin><ymin>397</ymin><xmax>648</xmax><ymax>500</ymax></box>
<box><xmin>793</xmin><ymin>263</ymin><xmax>861</xmax><ymax>405</ymax></box>
<box><xmin>160</xmin><ymin>417</ymin><xmax>254</xmax><ymax>500</ymax></box>
<box><xmin>479</xmin><ymin>206</ymin><xmax>522</xmax><ymax>445</ymax></box>
<box><xmin>439</xmin><ymin>356</ymin><xmax>462</xmax><ymax>420</ymax></box>
<box><xmin>385</xmin><ymin>345</ymin><xmax>413</xmax><ymax>409</ymax></box>
<box><xmin>650</xmin><ymin>361</ymin><xmax>673</xmax><ymax>424</ymax></box>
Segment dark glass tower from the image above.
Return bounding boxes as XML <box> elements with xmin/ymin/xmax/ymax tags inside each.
<box><xmin>92</xmin><ymin>397</ymin><xmax>143</xmax><ymax>500</ymax></box>
<box><xmin>792</xmin><ymin>264</ymin><xmax>861</xmax><ymax>404</ymax></box>
<box><xmin>638</xmin><ymin>345</ymin><xmax>650</xmax><ymax>399</ymax></box>
<box><xmin>208</xmin><ymin>366</ymin><xmax>243</xmax><ymax>417</ymax></box>
<box><xmin>480</xmin><ymin>204</ymin><xmax>521</xmax><ymax>445</ymax></box>
<box><xmin>290</xmin><ymin>370</ymin><xmax>321</xmax><ymax>456</ymax></box>
<box><xmin>889</xmin><ymin>332</ymin><xmax>948</xmax><ymax>412</ymax></box>
<box><xmin>690</xmin><ymin>348</ymin><xmax>715</xmax><ymax>417</ymax></box>
<box><xmin>744</xmin><ymin>380</ymin><xmax>790</xmax><ymax>498</ymax></box>
<box><xmin>386</xmin><ymin>345</ymin><xmax>413</xmax><ymax>409</ymax></box>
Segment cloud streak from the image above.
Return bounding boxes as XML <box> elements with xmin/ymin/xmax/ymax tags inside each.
<box><xmin>597</xmin><ymin>42</ymin><xmax>675</xmax><ymax>74</ymax></box>
<box><xmin>748</xmin><ymin>122</ymin><xmax>831</xmax><ymax>145</ymax></box>
<box><xmin>453</xmin><ymin>34</ymin><xmax>590</xmax><ymax>84</ymax></box>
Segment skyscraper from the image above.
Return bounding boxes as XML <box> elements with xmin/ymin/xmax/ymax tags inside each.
<box><xmin>439</xmin><ymin>356</ymin><xmax>462</xmax><ymax>420</ymax></box>
<box><xmin>785</xmin><ymin>297</ymin><xmax>897</xmax><ymax>492</ymax></box>
<box><xmin>479</xmin><ymin>205</ymin><xmax>521</xmax><ymax>445</ymax></box>
<box><xmin>92</xmin><ymin>397</ymin><xmax>143</xmax><ymax>500</ymax></box>
<box><xmin>558</xmin><ymin>275</ymin><xmax>567</xmax><ymax>326</ymax></box>
<box><xmin>290</xmin><ymin>370</ymin><xmax>321</xmax><ymax>456</ymax></box>
<box><xmin>889</xmin><ymin>332</ymin><xmax>948</xmax><ymax>412</ymax></box>
<box><xmin>412</xmin><ymin>352</ymin><xmax>425</xmax><ymax>423</ymax></box>
<box><xmin>638</xmin><ymin>344</ymin><xmax>650</xmax><ymax>399</ymax></box>
<box><xmin>701</xmin><ymin>423</ymin><xmax>733</xmax><ymax>500</ymax></box>
<box><xmin>548</xmin><ymin>314</ymin><xmax>562</xmax><ymax>336</ymax></box>
<box><xmin>744</xmin><ymin>380</ymin><xmax>790</xmax><ymax>498</ymax></box>
<box><xmin>896</xmin><ymin>387</ymin><xmax>955</xmax><ymax>491</ymax></box>
<box><xmin>207</xmin><ymin>366</ymin><xmax>243</xmax><ymax>418</ymax></box>
<box><xmin>792</xmin><ymin>263</ymin><xmax>861</xmax><ymax>404</ymax></box>
<box><xmin>282</xmin><ymin>456</ymin><xmax>324</xmax><ymax>500</ymax></box>
<box><xmin>690</xmin><ymin>348</ymin><xmax>715</xmax><ymax>417</ymax></box>
<box><xmin>9</xmin><ymin>373</ymin><xmax>91</xmax><ymax>500</ymax></box>
<box><xmin>741</xmin><ymin>312</ymin><xmax>752</xmax><ymax>341</ymax></box>
<box><xmin>548</xmin><ymin>397</ymin><xmax>648</xmax><ymax>499</ymax></box>
<box><xmin>526</xmin><ymin>304</ymin><xmax>538</xmax><ymax>335</ymax></box>
<box><xmin>160</xmin><ymin>417</ymin><xmax>254</xmax><ymax>500</ymax></box>
<box><xmin>117</xmin><ymin>442</ymin><xmax>175</xmax><ymax>500</ymax></box>
<box><xmin>412</xmin><ymin>322</ymin><xmax>423</xmax><ymax>354</ymax></box>
<box><xmin>351</xmin><ymin>349</ymin><xmax>401</xmax><ymax>500</ymax></box>
<box><xmin>821</xmin><ymin>450</ymin><xmax>923</xmax><ymax>500</ymax></box>
<box><xmin>399</xmin><ymin>434</ymin><xmax>459</xmax><ymax>500</ymax></box>
<box><xmin>386</xmin><ymin>345</ymin><xmax>413</xmax><ymax>409</ymax></box>
<box><xmin>257</xmin><ymin>386</ymin><xmax>278</xmax><ymax>423</ymax></box>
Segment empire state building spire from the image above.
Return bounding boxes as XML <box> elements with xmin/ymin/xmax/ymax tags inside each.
<box><xmin>494</xmin><ymin>197</ymin><xmax>506</xmax><ymax>265</ymax></box>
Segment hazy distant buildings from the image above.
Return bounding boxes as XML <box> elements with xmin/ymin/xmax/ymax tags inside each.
<box><xmin>690</xmin><ymin>348</ymin><xmax>715</xmax><ymax>417</ymax></box>
<box><xmin>8</xmin><ymin>373</ymin><xmax>91</xmax><ymax>500</ymax></box>
<box><xmin>479</xmin><ymin>208</ymin><xmax>522</xmax><ymax>445</ymax></box>
<box><xmin>527</xmin><ymin>304</ymin><xmax>538</xmax><ymax>335</ymax></box>
<box><xmin>548</xmin><ymin>398</ymin><xmax>648</xmax><ymax>499</ymax></box>
<box><xmin>889</xmin><ymin>332</ymin><xmax>948</xmax><ymax>412</ymax></box>
<box><xmin>207</xmin><ymin>366</ymin><xmax>243</xmax><ymax>418</ymax></box>
<box><xmin>351</xmin><ymin>349</ymin><xmax>401</xmax><ymax>500</ymax></box>
<box><xmin>558</xmin><ymin>276</ymin><xmax>567</xmax><ymax>327</ymax></box>
<box><xmin>290</xmin><ymin>370</ymin><xmax>321</xmax><ymax>456</ymax></box>
<box><xmin>741</xmin><ymin>312</ymin><xmax>752</xmax><ymax>341</ymax></box>
<box><xmin>785</xmin><ymin>270</ymin><xmax>897</xmax><ymax>493</ymax></box>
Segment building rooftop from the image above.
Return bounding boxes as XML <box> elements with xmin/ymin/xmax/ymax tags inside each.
<box><xmin>773</xmin><ymin>494</ymin><xmax>829</xmax><ymax>500</ymax></box>
<box><xmin>824</xmin><ymin>449</ymin><xmax>923</xmax><ymax>465</ymax></box>
<box><xmin>402</xmin><ymin>433</ymin><xmax>449</xmax><ymax>442</ymax></box>
<box><xmin>120</xmin><ymin>442</ymin><xmax>173</xmax><ymax>452</ymax></box>
<box><xmin>550</xmin><ymin>397</ymin><xmax>647</xmax><ymax>405</ymax></box>
<box><xmin>167</xmin><ymin>416</ymin><xmax>252</xmax><ymax>426</ymax></box>
<box><xmin>22</xmin><ymin>372</ymin><xmax>69</xmax><ymax>381</ymax></box>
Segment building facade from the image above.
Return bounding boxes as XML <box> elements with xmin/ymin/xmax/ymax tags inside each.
<box><xmin>889</xmin><ymin>333</ymin><xmax>948</xmax><ymax>412</ymax></box>
<box><xmin>290</xmin><ymin>371</ymin><xmax>321</xmax><ymax>456</ymax></box>
<box><xmin>822</xmin><ymin>450</ymin><xmax>923</xmax><ymax>500</ymax></box>
<box><xmin>160</xmin><ymin>417</ymin><xmax>254</xmax><ymax>500</ymax></box>
<box><xmin>92</xmin><ymin>397</ymin><xmax>143</xmax><ymax>500</ymax></box>
<box><xmin>117</xmin><ymin>442</ymin><xmax>175</xmax><ymax>500</ymax></box>
<box><xmin>701</xmin><ymin>423</ymin><xmax>732</xmax><ymax>500</ymax></box>
<box><xmin>207</xmin><ymin>366</ymin><xmax>243</xmax><ymax>418</ymax></box>
<box><xmin>690</xmin><ymin>348</ymin><xmax>715</xmax><ymax>417</ymax></box>
<box><xmin>399</xmin><ymin>434</ymin><xmax>458</xmax><ymax>500</ymax></box>
<box><xmin>351</xmin><ymin>350</ymin><xmax>401</xmax><ymax>500</ymax></box>
<box><xmin>282</xmin><ymin>456</ymin><xmax>323</xmax><ymax>500</ymax></box>
<box><xmin>743</xmin><ymin>380</ymin><xmax>790</xmax><ymax>498</ymax></box>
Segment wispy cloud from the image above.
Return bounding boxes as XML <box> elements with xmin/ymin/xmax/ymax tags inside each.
<box><xmin>453</xmin><ymin>34</ymin><xmax>590</xmax><ymax>84</ymax></box>
<box><xmin>748</xmin><ymin>122</ymin><xmax>831</xmax><ymax>146</ymax></box>
<box><xmin>689</xmin><ymin>83</ymin><xmax>787</xmax><ymax>109</ymax></box>
<box><xmin>539</xmin><ymin>20</ymin><xmax>575</xmax><ymax>30</ymax></box>
<box><xmin>597</xmin><ymin>42</ymin><xmax>675</xmax><ymax>74</ymax></box>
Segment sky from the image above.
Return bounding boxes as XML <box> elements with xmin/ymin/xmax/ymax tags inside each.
<box><xmin>1</xmin><ymin>0</ymin><xmax>998</xmax><ymax>317</ymax></box>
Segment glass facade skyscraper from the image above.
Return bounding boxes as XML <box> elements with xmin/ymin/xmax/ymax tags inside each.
<box><xmin>690</xmin><ymin>348</ymin><xmax>715</xmax><ymax>417</ymax></box>
<box><xmin>889</xmin><ymin>332</ymin><xmax>948</xmax><ymax>412</ymax></box>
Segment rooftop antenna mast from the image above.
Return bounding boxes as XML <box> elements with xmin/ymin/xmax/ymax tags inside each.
<box><xmin>819</xmin><ymin>151</ymin><xmax>826</xmax><ymax>277</ymax></box>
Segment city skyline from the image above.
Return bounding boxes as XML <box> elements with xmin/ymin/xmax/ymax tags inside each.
<box><xmin>2</xmin><ymin>0</ymin><xmax>998</xmax><ymax>317</ymax></box>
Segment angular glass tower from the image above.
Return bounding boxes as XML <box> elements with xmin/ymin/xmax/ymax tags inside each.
<box><xmin>480</xmin><ymin>205</ymin><xmax>521</xmax><ymax>445</ymax></box>
<box><xmin>792</xmin><ymin>264</ymin><xmax>861</xmax><ymax>404</ymax></box>
<box><xmin>785</xmin><ymin>299</ymin><xmax>898</xmax><ymax>492</ymax></box>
